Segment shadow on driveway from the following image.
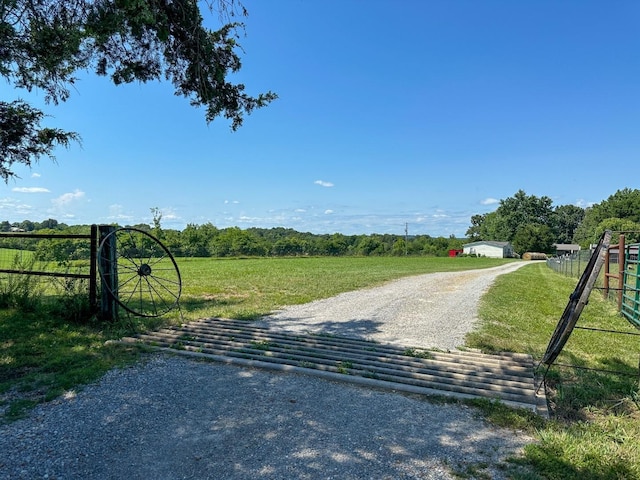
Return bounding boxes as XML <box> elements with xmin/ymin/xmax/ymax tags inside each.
<box><xmin>0</xmin><ymin>355</ymin><xmax>532</xmax><ymax>479</ymax></box>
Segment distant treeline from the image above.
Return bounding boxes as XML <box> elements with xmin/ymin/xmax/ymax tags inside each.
<box><xmin>466</xmin><ymin>188</ymin><xmax>640</xmax><ymax>253</ymax></box>
<box><xmin>0</xmin><ymin>220</ymin><xmax>465</xmax><ymax>258</ymax></box>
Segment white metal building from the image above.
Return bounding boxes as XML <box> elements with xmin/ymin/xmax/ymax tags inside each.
<box><xmin>553</xmin><ymin>244</ymin><xmax>581</xmax><ymax>255</ymax></box>
<box><xmin>462</xmin><ymin>241</ymin><xmax>515</xmax><ymax>258</ymax></box>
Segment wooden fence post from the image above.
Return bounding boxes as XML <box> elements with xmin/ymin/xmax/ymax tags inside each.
<box><xmin>99</xmin><ymin>225</ymin><xmax>118</xmax><ymax>321</ymax></box>
<box><xmin>89</xmin><ymin>224</ymin><xmax>98</xmax><ymax>311</ymax></box>
<box><xmin>618</xmin><ymin>234</ymin><xmax>625</xmax><ymax>311</ymax></box>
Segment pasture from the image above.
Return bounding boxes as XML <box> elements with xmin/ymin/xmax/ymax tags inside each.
<box><xmin>175</xmin><ymin>256</ymin><xmax>514</xmax><ymax>322</ymax></box>
<box><xmin>0</xmin><ymin>256</ymin><xmax>512</xmax><ymax>420</ymax></box>
<box><xmin>2</xmin><ymin>255</ymin><xmax>639</xmax><ymax>478</ymax></box>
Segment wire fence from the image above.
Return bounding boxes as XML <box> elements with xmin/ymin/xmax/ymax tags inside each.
<box><xmin>546</xmin><ymin>243</ymin><xmax>639</xmax><ymax>309</ymax></box>
<box><xmin>0</xmin><ymin>229</ymin><xmax>97</xmax><ymax>306</ymax></box>
<box><xmin>546</xmin><ymin>249</ymin><xmax>593</xmax><ymax>279</ymax></box>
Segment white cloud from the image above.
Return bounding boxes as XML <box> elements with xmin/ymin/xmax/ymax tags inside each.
<box><xmin>31</xmin><ymin>173</ymin><xmax>41</xmax><ymax>178</ymax></box>
<box><xmin>238</xmin><ymin>215</ymin><xmax>261</xmax><ymax>222</ymax></box>
<box><xmin>160</xmin><ymin>207</ymin><xmax>179</xmax><ymax>220</ymax></box>
<box><xmin>12</xmin><ymin>187</ymin><xmax>50</xmax><ymax>193</ymax></box>
<box><xmin>0</xmin><ymin>197</ymin><xmax>32</xmax><ymax>214</ymax></box>
<box><xmin>107</xmin><ymin>204</ymin><xmax>133</xmax><ymax>221</ymax></box>
<box><xmin>480</xmin><ymin>197</ymin><xmax>499</xmax><ymax>205</ymax></box>
<box><xmin>324</xmin><ymin>209</ymin><xmax>334</xmax><ymax>215</ymax></box>
<box><xmin>314</xmin><ymin>180</ymin><xmax>334</xmax><ymax>188</ymax></box>
<box><xmin>224</xmin><ymin>200</ymin><xmax>240</xmax><ymax>204</ymax></box>
<box><xmin>294</xmin><ymin>208</ymin><xmax>306</xmax><ymax>213</ymax></box>
<box><xmin>576</xmin><ymin>199</ymin><xmax>595</xmax><ymax>208</ymax></box>
<box><xmin>52</xmin><ymin>189</ymin><xmax>85</xmax><ymax>207</ymax></box>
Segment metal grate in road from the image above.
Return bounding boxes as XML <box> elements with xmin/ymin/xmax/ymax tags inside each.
<box><xmin>119</xmin><ymin>318</ymin><xmax>548</xmax><ymax>416</ymax></box>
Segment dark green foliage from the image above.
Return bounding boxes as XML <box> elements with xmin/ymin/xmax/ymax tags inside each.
<box><xmin>466</xmin><ymin>214</ymin><xmax>485</xmax><ymax>242</ymax></box>
<box><xmin>497</xmin><ymin>190</ymin><xmax>555</xmax><ymax>240</ymax></box>
<box><xmin>467</xmin><ymin>188</ymin><xmax>640</xmax><ymax>253</ymax></box>
<box><xmin>466</xmin><ymin>190</ymin><xmax>589</xmax><ymax>254</ymax></box>
<box><xmin>553</xmin><ymin>204</ymin><xmax>585</xmax><ymax>244</ymax></box>
<box><xmin>467</xmin><ymin>190</ymin><xmax>558</xmax><ymax>247</ymax></box>
<box><xmin>573</xmin><ymin>188</ymin><xmax>640</xmax><ymax>247</ymax></box>
<box><xmin>0</xmin><ymin>218</ymin><xmax>467</xmax><ymax>258</ymax></box>
<box><xmin>512</xmin><ymin>223</ymin><xmax>555</xmax><ymax>254</ymax></box>
<box><xmin>0</xmin><ymin>100</ymin><xmax>79</xmax><ymax>181</ymax></box>
<box><xmin>0</xmin><ymin>0</ymin><xmax>276</xmax><ymax>180</ymax></box>
<box><xmin>592</xmin><ymin>218</ymin><xmax>640</xmax><ymax>245</ymax></box>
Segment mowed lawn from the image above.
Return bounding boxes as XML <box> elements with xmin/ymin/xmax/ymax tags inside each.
<box><xmin>3</xmin><ymin>255</ymin><xmax>640</xmax><ymax>478</ymax></box>
<box><xmin>174</xmin><ymin>256</ymin><xmax>516</xmax><ymax>322</ymax></box>
<box><xmin>1</xmin><ymin>256</ymin><xmax>512</xmax><ymax>420</ymax></box>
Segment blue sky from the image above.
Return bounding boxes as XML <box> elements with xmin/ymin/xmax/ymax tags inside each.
<box><xmin>1</xmin><ymin>0</ymin><xmax>638</xmax><ymax>237</ymax></box>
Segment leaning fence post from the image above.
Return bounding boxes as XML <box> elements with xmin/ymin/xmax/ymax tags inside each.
<box><xmin>99</xmin><ymin>225</ymin><xmax>117</xmax><ymax>321</ymax></box>
<box><xmin>604</xmin><ymin>245</ymin><xmax>611</xmax><ymax>299</ymax></box>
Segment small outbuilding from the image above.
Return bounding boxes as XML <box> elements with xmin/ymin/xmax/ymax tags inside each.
<box><xmin>462</xmin><ymin>241</ymin><xmax>515</xmax><ymax>259</ymax></box>
<box><xmin>553</xmin><ymin>244</ymin><xmax>581</xmax><ymax>255</ymax></box>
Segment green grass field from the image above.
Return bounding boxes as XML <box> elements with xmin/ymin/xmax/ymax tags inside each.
<box><xmin>2</xmin><ymin>256</ymin><xmax>640</xmax><ymax>478</ymax></box>
<box><xmin>176</xmin><ymin>256</ymin><xmax>515</xmax><ymax>321</ymax></box>
<box><xmin>1</xmin><ymin>256</ymin><xmax>513</xmax><ymax>420</ymax></box>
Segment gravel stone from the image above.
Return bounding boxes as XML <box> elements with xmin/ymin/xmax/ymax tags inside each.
<box><xmin>0</xmin><ymin>263</ymin><xmax>534</xmax><ymax>479</ymax></box>
<box><xmin>257</xmin><ymin>262</ymin><xmax>529</xmax><ymax>349</ymax></box>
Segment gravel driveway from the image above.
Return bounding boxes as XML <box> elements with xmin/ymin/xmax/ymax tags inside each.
<box><xmin>0</xmin><ymin>262</ymin><xmax>535</xmax><ymax>479</ymax></box>
<box><xmin>256</xmin><ymin>261</ymin><xmax>529</xmax><ymax>349</ymax></box>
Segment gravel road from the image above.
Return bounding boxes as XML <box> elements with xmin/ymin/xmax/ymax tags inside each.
<box><xmin>0</xmin><ymin>262</ymin><xmax>534</xmax><ymax>479</ymax></box>
<box><xmin>256</xmin><ymin>262</ymin><xmax>529</xmax><ymax>349</ymax></box>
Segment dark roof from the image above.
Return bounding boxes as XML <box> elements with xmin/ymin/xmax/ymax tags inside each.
<box><xmin>553</xmin><ymin>244</ymin><xmax>581</xmax><ymax>250</ymax></box>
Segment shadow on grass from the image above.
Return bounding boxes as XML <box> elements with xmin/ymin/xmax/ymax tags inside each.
<box><xmin>509</xmin><ymin>351</ymin><xmax>640</xmax><ymax>480</ymax></box>
<box><xmin>178</xmin><ymin>295</ymin><xmax>239</xmax><ymax>312</ymax></box>
<box><xmin>175</xmin><ymin>294</ymin><xmax>268</xmax><ymax>321</ymax></box>
<box><xmin>0</xmin><ymin>308</ymin><xmax>140</xmax><ymax>422</ymax></box>
<box><xmin>540</xmin><ymin>350</ymin><xmax>640</xmax><ymax>421</ymax></box>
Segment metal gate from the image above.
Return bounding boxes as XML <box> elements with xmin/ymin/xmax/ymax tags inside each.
<box><xmin>0</xmin><ymin>224</ymin><xmax>181</xmax><ymax>320</ymax></box>
<box><xmin>0</xmin><ymin>225</ymin><xmax>98</xmax><ymax>309</ymax></box>
<box><xmin>621</xmin><ymin>243</ymin><xmax>640</xmax><ymax>328</ymax></box>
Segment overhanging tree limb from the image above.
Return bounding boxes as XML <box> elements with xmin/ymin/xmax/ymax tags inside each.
<box><xmin>0</xmin><ymin>0</ymin><xmax>276</xmax><ymax>181</ymax></box>
<box><xmin>0</xmin><ymin>100</ymin><xmax>79</xmax><ymax>181</ymax></box>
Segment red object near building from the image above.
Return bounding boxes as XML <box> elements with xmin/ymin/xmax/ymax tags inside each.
<box><xmin>448</xmin><ymin>249</ymin><xmax>463</xmax><ymax>257</ymax></box>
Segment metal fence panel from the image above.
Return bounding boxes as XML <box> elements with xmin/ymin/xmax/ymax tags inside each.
<box><xmin>621</xmin><ymin>244</ymin><xmax>640</xmax><ymax>328</ymax></box>
<box><xmin>0</xmin><ymin>226</ymin><xmax>98</xmax><ymax>308</ymax></box>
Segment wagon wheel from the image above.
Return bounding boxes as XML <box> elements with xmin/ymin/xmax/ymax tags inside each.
<box><xmin>99</xmin><ymin>227</ymin><xmax>182</xmax><ymax>317</ymax></box>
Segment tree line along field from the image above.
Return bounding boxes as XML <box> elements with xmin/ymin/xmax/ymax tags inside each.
<box><xmin>0</xmin><ymin>222</ymin><xmax>467</xmax><ymax>259</ymax></box>
<box><xmin>1</xmin><ymin>186</ymin><xmax>638</xmax><ymax>262</ymax></box>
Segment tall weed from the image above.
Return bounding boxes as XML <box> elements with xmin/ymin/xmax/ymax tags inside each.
<box><xmin>0</xmin><ymin>255</ymin><xmax>44</xmax><ymax>311</ymax></box>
